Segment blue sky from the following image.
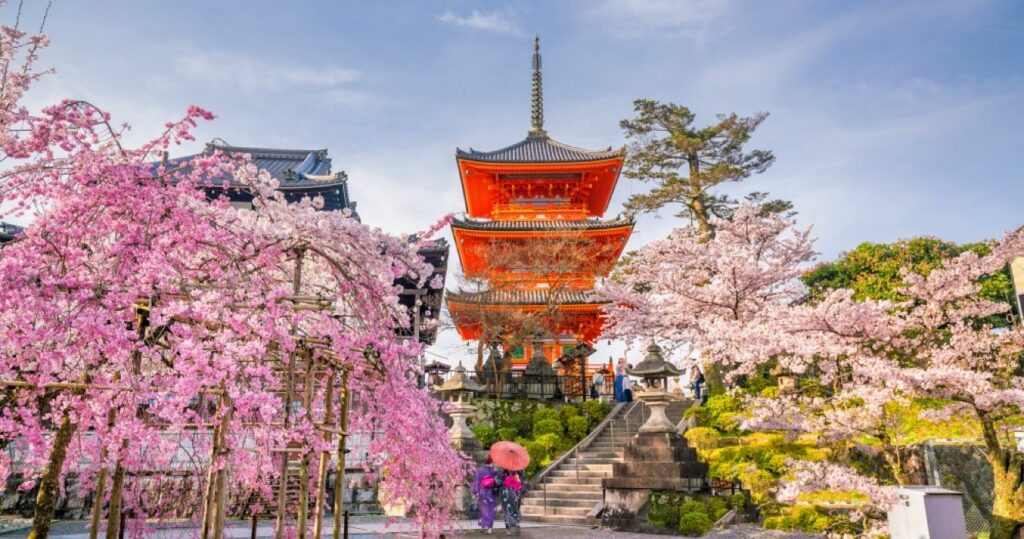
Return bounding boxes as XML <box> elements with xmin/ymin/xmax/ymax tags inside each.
<box><xmin>12</xmin><ymin>0</ymin><xmax>1024</xmax><ymax>365</ymax></box>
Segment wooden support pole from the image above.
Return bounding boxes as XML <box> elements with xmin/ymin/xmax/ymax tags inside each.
<box><xmin>312</xmin><ymin>372</ymin><xmax>336</xmax><ymax>538</ymax></box>
<box><xmin>296</xmin><ymin>353</ymin><xmax>317</xmax><ymax>539</ymax></box>
<box><xmin>88</xmin><ymin>408</ymin><xmax>117</xmax><ymax>539</ymax></box>
<box><xmin>332</xmin><ymin>369</ymin><xmax>351</xmax><ymax>539</ymax></box>
<box><xmin>275</xmin><ymin>248</ymin><xmax>305</xmax><ymax>539</ymax></box>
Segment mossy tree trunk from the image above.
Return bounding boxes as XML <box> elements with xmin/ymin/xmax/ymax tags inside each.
<box><xmin>980</xmin><ymin>411</ymin><xmax>1024</xmax><ymax>539</ymax></box>
<box><xmin>28</xmin><ymin>414</ymin><xmax>76</xmax><ymax>539</ymax></box>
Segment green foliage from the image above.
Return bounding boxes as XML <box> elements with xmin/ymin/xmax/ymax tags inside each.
<box><xmin>684</xmin><ymin>427</ymin><xmax>721</xmax><ymax>450</ymax></box>
<box><xmin>533</xmin><ymin>407</ymin><xmax>560</xmax><ymax>424</ymax></box>
<box><xmin>470</xmin><ymin>424</ymin><xmax>496</xmax><ymax>448</ymax></box>
<box><xmin>728</xmin><ymin>493</ymin><xmax>747</xmax><ymax>511</ymax></box>
<box><xmin>762</xmin><ymin>506</ymin><xmax>857</xmax><ymax>534</ymax></box>
<box><xmin>647</xmin><ymin>492</ymin><xmax>684</xmax><ymax>528</ymax></box>
<box><xmin>802</xmin><ymin>237</ymin><xmax>1015</xmax><ymax>326</ymax></box>
<box><xmin>677</xmin><ymin>511</ymin><xmax>713</xmax><ymax>536</ymax></box>
<box><xmin>704</xmin><ymin>433</ymin><xmax>827</xmax><ymax>503</ymax></box>
<box><xmin>685</xmin><ymin>394</ymin><xmax>743</xmax><ymax>434</ymax></box>
<box><xmin>619</xmin><ymin>99</ymin><xmax>777</xmax><ymax>231</ymax></box>
<box><xmin>566</xmin><ymin>415</ymin><xmax>589</xmax><ymax>443</ymax></box>
<box><xmin>704</xmin><ymin>363</ymin><xmax>726</xmax><ymax>397</ymax></box>
<box><xmin>533</xmin><ymin>418</ymin><xmax>564</xmax><ymax>438</ymax></box>
<box><xmin>559</xmin><ymin>404</ymin><xmax>580</xmax><ymax>424</ymax></box>
<box><xmin>647</xmin><ymin>493</ymin><xmax>731</xmax><ymax>534</ymax></box>
<box><xmin>496</xmin><ymin>427</ymin><xmax>518</xmax><ymax>442</ymax></box>
<box><xmin>580</xmin><ymin>398</ymin><xmax>611</xmax><ymax>428</ymax></box>
<box><xmin>522</xmin><ymin>440</ymin><xmax>546</xmax><ymax>476</ymax></box>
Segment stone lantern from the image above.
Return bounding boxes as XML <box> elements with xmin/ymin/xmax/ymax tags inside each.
<box><xmin>627</xmin><ymin>343</ymin><xmax>681</xmax><ymax>433</ymax></box>
<box><xmin>434</xmin><ymin>362</ymin><xmax>485</xmax><ymax>451</ymax></box>
<box><xmin>524</xmin><ymin>339</ymin><xmax>558</xmax><ymax>399</ymax></box>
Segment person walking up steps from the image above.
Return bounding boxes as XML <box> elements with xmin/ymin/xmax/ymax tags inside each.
<box><xmin>472</xmin><ymin>456</ymin><xmax>498</xmax><ymax>533</ymax></box>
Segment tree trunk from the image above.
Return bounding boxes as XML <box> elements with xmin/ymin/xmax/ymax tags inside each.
<box><xmin>989</xmin><ymin>449</ymin><xmax>1024</xmax><ymax>539</ymax></box>
<box><xmin>104</xmin><ymin>457</ymin><xmax>126</xmax><ymax>539</ymax></box>
<box><xmin>28</xmin><ymin>415</ymin><xmax>76</xmax><ymax>539</ymax></box>
<box><xmin>978</xmin><ymin>410</ymin><xmax>1024</xmax><ymax>539</ymax></box>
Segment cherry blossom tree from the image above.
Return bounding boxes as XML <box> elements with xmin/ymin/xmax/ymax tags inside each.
<box><xmin>0</xmin><ymin>15</ymin><xmax>468</xmax><ymax>539</ymax></box>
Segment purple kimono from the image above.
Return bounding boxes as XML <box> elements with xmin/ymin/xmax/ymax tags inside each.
<box><xmin>472</xmin><ymin>464</ymin><xmax>498</xmax><ymax>529</ymax></box>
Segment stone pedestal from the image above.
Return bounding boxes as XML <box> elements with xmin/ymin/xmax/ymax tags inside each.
<box><xmin>636</xmin><ymin>389</ymin><xmax>678</xmax><ymax>433</ymax></box>
<box><xmin>601</xmin><ymin>430</ymin><xmax>707</xmax><ymax>531</ymax></box>
<box><xmin>447</xmin><ymin>400</ymin><xmax>479</xmax><ymax>453</ymax></box>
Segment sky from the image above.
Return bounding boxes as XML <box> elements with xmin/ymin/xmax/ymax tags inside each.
<box><xmin>9</xmin><ymin>0</ymin><xmax>1024</xmax><ymax>366</ymax></box>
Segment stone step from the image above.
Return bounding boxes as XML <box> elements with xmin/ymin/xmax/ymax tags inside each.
<box><xmin>520</xmin><ymin>513</ymin><xmax>598</xmax><ymax>526</ymax></box>
<box><xmin>563</xmin><ymin>457</ymin><xmax>619</xmax><ymax>465</ymax></box>
<box><xmin>522</xmin><ymin>505</ymin><xmax>592</xmax><ymax>517</ymax></box>
<box><xmin>569</xmin><ymin>451</ymin><xmax>621</xmax><ymax>459</ymax></box>
<box><xmin>521</xmin><ymin>498</ymin><xmax>595</xmax><ymax>508</ymax></box>
<box><xmin>544</xmin><ymin>479</ymin><xmax>606</xmax><ymax>487</ymax></box>
<box><xmin>548</xmin><ymin>470</ymin><xmax>609</xmax><ymax>478</ymax></box>
<box><xmin>523</xmin><ymin>490</ymin><xmax>602</xmax><ymax>501</ymax></box>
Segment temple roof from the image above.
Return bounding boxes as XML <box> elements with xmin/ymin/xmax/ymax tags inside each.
<box><xmin>446</xmin><ymin>289</ymin><xmax>607</xmax><ymax>306</ymax></box>
<box><xmin>0</xmin><ymin>222</ymin><xmax>22</xmax><ymax>244</ymax></box>
<box><xmin>452</xmin><ymin>216</ymin><xmax>632</xmax><ymax>232</ymax></box>
<box><xmin>161</xmin><ymin>141</ymin><xmax>355</xmax><ymax>214</ymax></box>
<box><xmin>456</xmin><ymin>134</ymin><xmax>622</xmax><ymax>164</ymax></box>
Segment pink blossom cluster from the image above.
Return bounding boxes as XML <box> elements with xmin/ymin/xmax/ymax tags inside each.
<box><xmin>0</xmin><ymin>20</ymin><xmax>468</xmax><ymax>538</ymax></box>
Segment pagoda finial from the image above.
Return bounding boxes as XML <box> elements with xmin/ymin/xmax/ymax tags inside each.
<box><xmin>529</xmin><ymin>35</ymin><xmax>546</xmax><ymax>138</ymax></box>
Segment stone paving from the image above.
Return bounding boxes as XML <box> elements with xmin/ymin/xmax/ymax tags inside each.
<box><xmin>0</xmin><ymin>517</ymin><xmax>821</xmax><ymax>538</ymax></box>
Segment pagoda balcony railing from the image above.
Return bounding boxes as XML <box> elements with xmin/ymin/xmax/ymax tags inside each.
<box><xmin>491</xmin><ymin>202</ymin><xmax>590</xmax><ymax>220</ymax></box>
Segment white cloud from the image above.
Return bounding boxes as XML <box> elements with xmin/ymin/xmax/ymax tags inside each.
<box><xmin>172</xmin><ymin>50</ymin><xmax>361</xmax><ymax>94</ymax></box>
<box><xmin>586</xmin><ymin>0</ymin><xmax>734</xmax><ymax>40</ymax></box>
<box><xmin>436</xmin><ymin>9</ymin><xmax>522</xmax><ymax>36</ymax></box>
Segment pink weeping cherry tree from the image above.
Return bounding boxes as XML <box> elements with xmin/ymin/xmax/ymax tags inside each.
<box><xmin>0</xmin><ymin>14</ymin><xmax>469</xmax><ymax>539</ymax></box>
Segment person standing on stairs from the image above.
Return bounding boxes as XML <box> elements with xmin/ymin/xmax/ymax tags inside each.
<box><xmin>622</xmin><ymin>365</ymin><xmax>634</xmax><ymax>403</ymax></box>
<box><xmin>690</xmin><ymin>364</ymin><xmax>705</xmax><ymax>401</ymax></box>
<box><xmin>496</xmin><ymin>466</ymin><xmax>528</xmax><ymax>533</ymax></box>
<box><xmin>472</xmin><ymin>456</ymin><xmax>499</xmax><ymax>533</ymax></box>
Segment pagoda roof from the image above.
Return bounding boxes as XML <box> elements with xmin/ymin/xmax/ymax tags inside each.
<box><xmin>446</xmin><ymin>289</ymin><xmax>607</xmax><ymax>306</ymax></box>
<box><xmin>456</xmin><ymin>134</ymin><xmax>622</xmax><ymax>164</ymax></box>
<box><xmin>451</xmin><ymin>216</ymin><xmax>633</xmax><ymax>232</ymax></box>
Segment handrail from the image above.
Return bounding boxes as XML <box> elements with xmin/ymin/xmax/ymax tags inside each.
<box><xmin>529</xmin><ymin>400</ymin><xmax>638</xmax><ymax>486</ymax></box>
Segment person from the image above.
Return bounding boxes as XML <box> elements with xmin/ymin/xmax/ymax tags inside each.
<box><xmin>495</xmin><ymin>466</ymin><xmax>528</xmax><ymax>532</ymax></box>
<box><xmin>690</xmin><ymin>364</ymin><xmax>705</xmax><ymax>401</ymax></box>
<box><xmin>472</xmin><ymin>457</ymin><xmax>499</xmax><ymax>533</ymax></box>
<box><xmin>589</xmin><ymin>380</ymin><xmax>599</xmax><ymax>399</ymax></box>
<box><xmin>593</xmin><ymin>370</ymin><xmax>605</xmax><ymax>397</ymax></box>
<box><xmin>613</xmin><ymin>362</ymin><xmax>624</xmax><ymax>402</ymax></box>
<box><xmin>622</xmin><ymin>365</ymin><xmax>634</xmax><ymax>403</ymax></box>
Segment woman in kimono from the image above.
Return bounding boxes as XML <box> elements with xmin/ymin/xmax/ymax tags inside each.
<box><xmin>495</xmin><ymin>466</ymin><xmax>528</xmax><ymax>531</ymax></box>
<box><xmin>472</xmin><ymin>457</ymin><xmax>499</xmax><ymax>533</ymax></box>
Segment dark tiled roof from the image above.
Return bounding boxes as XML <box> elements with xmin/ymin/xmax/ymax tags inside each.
<box><xmin>446</xmin><ymin>289</ymin><xmax>607</xmax><ymax>306</ymax></box>
<box><xmin>456</xmin><ymin>134</ymin><xmax>622</xmax><ymax>164</ymax></box>
<box><xmin>161</xmin><ymin>141</ymin><xmax>355</xmax><ymax>214</ymax></box>
<box><xmin>452</xmin><ymin>217</ymin><xmax>633</xmax><ymax>232</ymax></box>
<box><xmin>0</xmin><ymin>222</ymin><xmax>23</xmax><ymax>244</ymax></box>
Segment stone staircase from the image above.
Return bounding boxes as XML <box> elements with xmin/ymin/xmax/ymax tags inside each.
<box><xmin>521</xmin><ymin>399</ymin><xmax>691</xmax><ymax>525</ymax></box>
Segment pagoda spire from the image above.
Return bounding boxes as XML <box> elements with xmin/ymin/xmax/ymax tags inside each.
<box><xmin>529</xmin><ymin>35</ymin><xmax>546</xmax><ymax>138</ymax></box>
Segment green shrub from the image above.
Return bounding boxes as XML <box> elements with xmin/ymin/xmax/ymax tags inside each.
<box><xmin>727</xmin><ymin>492</ymin><xmax>746</xmax><ymax>510</ymax></box>
<box><xmin>677</xmin><ymin>511</ymin><xmax>712</xmax><ymax>536</ymax></box>
<box><xmin>533</xmin><ymin>418</ymin><xmax>564</xmax><ymax>438</ymax></box>
<box><xmin>566</xmin><ymin>415</ymin><xmax>589</xmax><ymax>442</ymax></box>
<box><xmin>580</xmin><ymin>399</ymin><xmax>609</xmax><ymax>425</ymax></box>
<box><xmin>706</xmin><ymin>497</ymin><xmax>728</xmax><ymax>522</ymax></box>
<box><xmin>534</xmin><ymin>433</ymin><xmax>561</xmax><ymax>455</ymax></box>
<box><xmin>646</xmin><ymin>492</ymin><xmax>683</xmax><ymax>528</ymax></box>
<box><xmin>684</xmin><ymin>427</ymin><xmax>720</xmax><ymax>451</ymax></box>
<box><xmin>560</xmin><ymin>404</ymin><xmax>580</xmax><ymax>424</ymax></box>
<box><xmin>470</xmin><ymin>424</ymin><xmax>496</xmax><ymax>447</ymax></box>
<box><xmin>678</xmin><ymin>500</ymin><xmax>706</xmax><ymax>518</ymax></box>
<box><xmin>533</xmin><ymin>407</ymin><xmax>560</xmax><ymax>424</ymax></box>
<box><xmin>496</xmin><ymin>427</ymin><xmax>518</xmax><ymax>441</ymax></box>
<box><xmin>523</xmin><ymin>440</ymin><xmax>547</xmax><ymax>475</ymax></box>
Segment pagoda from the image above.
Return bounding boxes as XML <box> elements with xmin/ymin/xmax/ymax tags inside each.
<box><xmin>447</xmin><ymin>38</ymin><xmax>633</xmax><ymax>375</ymax></box>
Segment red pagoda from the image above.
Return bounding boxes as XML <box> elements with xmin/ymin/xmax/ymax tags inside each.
<box><xmin>447</xmin><ymin>38</ymin><xmax>633</xmax><ymax>375</ymax></box>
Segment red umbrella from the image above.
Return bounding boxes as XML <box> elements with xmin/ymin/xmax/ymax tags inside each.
<box><xmin>489</xmin><ymin>441</ymin><xmax>530</xmax><ymax>472</ymax></box>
